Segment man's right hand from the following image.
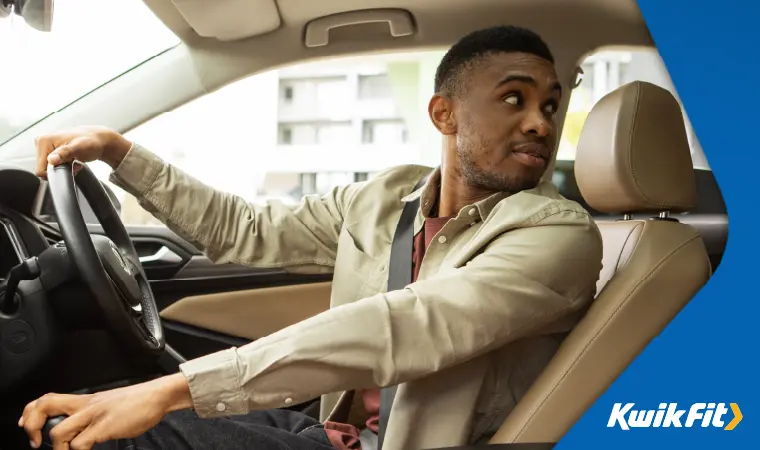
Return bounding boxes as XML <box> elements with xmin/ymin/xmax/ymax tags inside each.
<box><xmin>34</xmin><ymin>126</ymin><xmax>133</xmax><ymax>179</ymax></box>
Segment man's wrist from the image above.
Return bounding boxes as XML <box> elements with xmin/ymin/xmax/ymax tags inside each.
<box><xmin>101</xmin><ymin>131</ymin><xmax>133</xmax><ymax>169</ymax></box>
<box><xmin>157</xmin><ymin>373</ymin><xmax>195</xmax><ymax>414</ymax></box>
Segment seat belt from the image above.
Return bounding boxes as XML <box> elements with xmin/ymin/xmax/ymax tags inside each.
<box><xmin>377</xmin><ymin>173</ymin><xmax>429</xmax><ymax>450</ymax></box>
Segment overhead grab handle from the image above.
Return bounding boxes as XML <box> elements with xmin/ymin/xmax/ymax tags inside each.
<box><xmin>304</xmin><ymin>8</ymin><xmax>415</xmax><ymax>48</ymax></box>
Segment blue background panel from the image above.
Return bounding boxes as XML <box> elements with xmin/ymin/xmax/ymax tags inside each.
<box><xmin>557</xmin><ymin>0</ymin><xmax>759</xmax><ymax>448</ymax></box>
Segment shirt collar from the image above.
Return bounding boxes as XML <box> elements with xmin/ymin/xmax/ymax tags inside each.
<box><xmin>402</xmin><ymin>167</ymin><xmax>516</xmax><ymax>220</ymax></box>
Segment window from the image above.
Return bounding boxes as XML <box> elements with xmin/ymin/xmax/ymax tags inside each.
<box><xmin>279</xmin><ymin>127</ymin><xmax>293</xmax><ymax>145</ymax></box>
<box><xmin>354</xmin><ymin>173</ymin><xmax>369</xmax><ymax>182</ymax></box>
<box><xmin>283</xmin><ymin>86</ymin><xmax>294</xmax><ymax>102</ymax></box>
<box><xmin>278</xmin><ymin>76</ymin><xmax>351</xmax><ymax>116</ymax></box>
<box><xmin>358</xmin><ymin>74</ymin><xmax>393</xmax><ymax>100</ymax></box>
<box><xmin>362</xmin><ymin>119</ymin><xmax>408</xmax><ymax>144</ymax></box>
<box><xmin>278</xmin><ymin>122</ymin><xmax>353</xmax><ymax>145</ymax></box>
<box><xmin>0</xmin><ymin>0</ymin><xmax>180</xmax><ymax>146</ymax></box>
<box><xmin>556</xmin><ymin>48</ymin><xmax>723</xmax><ymax>216</ymax></box>
<box><xmin>91</xmin><ymin>50</ymin><xmax>446</xmax><ymax>226</ymax></box>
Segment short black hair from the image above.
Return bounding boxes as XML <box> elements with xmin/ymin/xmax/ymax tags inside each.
<box><xmin>434</xmin><ymin>25</ymin><xmax>554</xmax><ymax>98</ymax></box>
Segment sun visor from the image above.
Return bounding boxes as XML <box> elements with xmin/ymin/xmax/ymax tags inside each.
<box><xmin>170</xmin><ymin>0</ymin><xmax>281</xmax><ymax>41</ymax></box>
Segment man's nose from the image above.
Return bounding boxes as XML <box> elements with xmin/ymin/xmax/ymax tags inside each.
<box><xmin>520</xmin><ymin>109</ymin><xmax>551</xmax><ymax>137</ymax></box>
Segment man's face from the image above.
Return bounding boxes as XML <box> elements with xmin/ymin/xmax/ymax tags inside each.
<box><xmin>448</xmin><ymin>52</ymin><xmax>561</xmax><ymax>193</ymax></box>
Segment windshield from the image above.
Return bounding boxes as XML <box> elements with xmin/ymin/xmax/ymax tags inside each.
<box><xmin>0</xmin><ymin>0</ymin><xmax>180</xmax><ymax>145</ymax></box>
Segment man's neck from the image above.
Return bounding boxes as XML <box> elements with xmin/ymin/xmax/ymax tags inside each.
<box><xmin>437</xmin><ymin>167</ymin><xmax>496</xmax><ymax>218</ymax></box>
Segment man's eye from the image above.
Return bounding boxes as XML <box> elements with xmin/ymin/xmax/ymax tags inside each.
<box><xmin>544</xmin><ymin>103</ymin><xmax>557</xmax><ymax>114</ymax></box>
<box><xmin>504</xmin><ymin>94</ymin><xmax>520</xmax><ymax>105</ymax></box>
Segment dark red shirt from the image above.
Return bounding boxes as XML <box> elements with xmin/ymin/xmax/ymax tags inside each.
<box><xmin>323</xmin><ymin>215</ymin><xmax>452</xmax><ymax>449</ymax></box>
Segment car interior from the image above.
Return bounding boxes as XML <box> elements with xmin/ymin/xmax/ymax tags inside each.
<box><xmin>0</xmin><ymin>0</ymin><xmax>727</xmax><ymax>449</ymax></box>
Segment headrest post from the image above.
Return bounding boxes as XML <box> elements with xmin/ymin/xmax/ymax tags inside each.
<box><xmin>623</xmin><ymin>213</ymin><xmax>633</xmax><ymax>220</ymax></box>
<box><xmin>659</xmin><ymin>211</ymin><xmax>671</xmax><ymax>219</ymax></box>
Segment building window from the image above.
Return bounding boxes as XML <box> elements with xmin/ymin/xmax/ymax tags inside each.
<box><xmin>358</xmin><ymin>74</ymin><xmax>393</xmax><ymax>100</ymax></box>
<box><xmin>278</xmin><ymin>121</ymin><xmax>352</xmax><ymax>145</ymax></box>
<box><xmin>362</xmin><ymin>119</ymin><xmax>407</xmax><ymax>144</ymax></box>
<box><xmin>279</xmin><ymin>126</ymin><xmax>293</xmax><ymax>144</ymax></box>
<box><xmin>279</xmin><ymin>76</ymin><xmax>349</xmax><ymax>109</ymax></box>
<box><xmin>354</xmin><ymin>172</ymin><xmax>369</xmax><ymax>182</ymax></box>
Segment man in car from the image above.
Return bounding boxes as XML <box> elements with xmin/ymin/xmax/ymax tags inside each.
<box><xmin>21</xmin><ymin>25</ymin><xmax>602</xmax><ymax>450</ymax></box>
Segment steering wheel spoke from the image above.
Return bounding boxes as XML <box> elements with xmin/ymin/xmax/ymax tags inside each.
<box><xmin>46</xmin><ymin>162</ymin><xmax>165</xmax><ymax>356</ymax></box>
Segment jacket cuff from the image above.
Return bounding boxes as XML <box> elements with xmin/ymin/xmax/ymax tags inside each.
<box><xmin>179</xmin><ymin>348</ymin><xmax>248</xmax><ymax>418</ymax></box>
<box><xmin>108</xmin><ymin>142</ymin><xmax>164</xmax><ymax>197</ymax></box>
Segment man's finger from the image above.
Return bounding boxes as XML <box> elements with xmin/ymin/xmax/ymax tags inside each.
<box><xmin>22</xmin><ymin>394</ymin><xmax>86</xmax><ymax>449</ymax></box>
<box><xmin>50</xmin><ymin>413</ymin><xmax>92</xmax><ymax>450</ymax></box>
<box><xmin>68</xmin><ymin>422</ymin><xmax>101</xmax><ymax>450</ymax></box>
<box><xmin>48</xmin><ymin>144</ymin><xmax>75</xmax><ymax>166</ymax></box>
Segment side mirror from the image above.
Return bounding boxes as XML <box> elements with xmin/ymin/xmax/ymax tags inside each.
<box><xmin>0</xmin><ymin>0</ymin><xmax>54</xmax><ymax>32</ymax></box>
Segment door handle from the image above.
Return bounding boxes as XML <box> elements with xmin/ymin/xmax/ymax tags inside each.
<box><xmin>138</xmin><ymin>246</ymin><xmax>183</xmax><ymax>266</ymax></box>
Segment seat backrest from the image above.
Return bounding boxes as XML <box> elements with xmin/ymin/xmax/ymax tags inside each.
<box><xmin>490</xmin><ymin>81</ymin><xmax>712</xmax><ymax>444</ymax></box>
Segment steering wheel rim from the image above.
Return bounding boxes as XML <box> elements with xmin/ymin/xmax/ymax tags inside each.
<box><xmin>46</xmin><ymin>161</ymin><xmax>164</xmax><ymax>356</ymax></box>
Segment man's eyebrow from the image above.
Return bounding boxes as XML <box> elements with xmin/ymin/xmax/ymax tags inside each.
<box><xmin>495</xmin><ymin>73</ymin><xmax>563</xmax><ymax>96</ymax></box>
<box><xmin>495</xmin><ymin>74</ymin><xmax>536</xmax><ymax>89</ymax></box>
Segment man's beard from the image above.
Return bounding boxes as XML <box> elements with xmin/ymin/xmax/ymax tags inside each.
<box><xmin>457</xmin><ymin>144</ymin><xmax>542</xmax><ymax>193</ymax></box>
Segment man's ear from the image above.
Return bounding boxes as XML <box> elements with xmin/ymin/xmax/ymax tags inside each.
<box><xmin>428</xmin><ymin>94</ymin><xmax>457</xmax><ymax>135</ymax></box>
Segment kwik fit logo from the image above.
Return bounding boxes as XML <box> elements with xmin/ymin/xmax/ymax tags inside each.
<box><xmin>608</xmin><ymin>403</ymin><xmax>743</xmax><ymax>430</ymax></box>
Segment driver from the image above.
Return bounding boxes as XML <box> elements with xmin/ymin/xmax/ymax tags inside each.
<box><xmin>21</xmin><ymin>26</ymin><xmax>602</xmax><ymax>450</ymax></box>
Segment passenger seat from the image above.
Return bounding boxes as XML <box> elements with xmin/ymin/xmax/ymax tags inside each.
<box><xmin>489</xmin><ymin>81</ymin><xmax>712</xmax><ymax>443</ymax></box>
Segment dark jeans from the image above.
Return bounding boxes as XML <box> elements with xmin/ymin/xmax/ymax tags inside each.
<box><xmin>92</xmin><ymin>409</ymin><xmax>334</xmax><ymax>450</ymax></box>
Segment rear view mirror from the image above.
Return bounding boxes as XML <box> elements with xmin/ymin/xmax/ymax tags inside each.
<box><xmin>0</xmin><ymin>0</ymin><xmax>54</xmax><ymax>32</ymax></box>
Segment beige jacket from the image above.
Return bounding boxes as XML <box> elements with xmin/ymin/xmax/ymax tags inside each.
<box><xmin>109</xmin><ymin>143</ymin><xmax>603</xmax><ymax>450</ymax></box>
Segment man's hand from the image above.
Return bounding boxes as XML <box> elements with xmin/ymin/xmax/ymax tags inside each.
<box><xmin>34</xmin><ymin>126</ymin><xmax>133</xmax><ymax>179</ymax></box>
<box><xmin>19</xmin><ymin>373</ymin><xmax>194</xmax><ymax>450</ymax></box>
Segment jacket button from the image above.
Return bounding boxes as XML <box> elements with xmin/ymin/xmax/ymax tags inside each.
<box><xmin>216</xmin><ymin>402</ymin><xmax>227</xmax><ymax>412</ymax></box>
<box><xmin>468</xmin><ymin>208</ymin><xmax>477</xmax><ymax>216</ymax></box>
<box><xmin>284</xmin><ymin>397</ymin><xmax>293</xmax><ymax>405</ymax></box>
<box><xmin>438</xmin><ymin>235</ymin><xmax>447</xmax><ymax>244</ymax></box>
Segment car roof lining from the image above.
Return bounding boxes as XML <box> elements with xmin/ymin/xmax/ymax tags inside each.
<box><xmin>144</xmin><ymin>0</ymin><xmax>653</xmax><ymax>93</ymax></box>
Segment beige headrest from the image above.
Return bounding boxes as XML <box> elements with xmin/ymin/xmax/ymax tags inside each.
<box><xmin>574</xmin><ymin>81</ymin><xmax>697</xmax><ymax>214</ymax></box>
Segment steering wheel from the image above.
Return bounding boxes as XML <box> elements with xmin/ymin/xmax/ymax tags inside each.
<box><xmin>46</xmin><ymin>161</ymin><xmax>165</xmax><ymax>355</ymax></box>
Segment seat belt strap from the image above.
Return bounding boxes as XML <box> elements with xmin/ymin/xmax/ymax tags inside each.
<box><xmin>377</xmin><ymin>172</ymin><xmax>429</xmax><ymax>450</ymax></box>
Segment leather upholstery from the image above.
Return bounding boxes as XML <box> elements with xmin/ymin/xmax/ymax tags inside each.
<box><xmin>575</xmin><ymin>81</ymin><xmax>698</xmax><ymax>214</ymax></box>
<box><xmin>489</xmin><ymin>81</ymin><xmax>711</xmax><ymax>444</ymax></box>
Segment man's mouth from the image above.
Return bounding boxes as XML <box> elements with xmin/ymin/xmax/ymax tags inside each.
<box><xmin>510</xmin><ymin>142</ymin><xmax>550</xmax><ymax>168</ymax></box>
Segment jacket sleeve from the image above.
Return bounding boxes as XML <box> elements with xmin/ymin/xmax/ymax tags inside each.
<box><xmin>178</xmin><ymin>215</ymin><xmax>603</xmax><ymax>418</ymax></box>
<box><xmin>108</xmin><ymin>142</ymin><xmax>362</xmax><ymax>271</ymax></box>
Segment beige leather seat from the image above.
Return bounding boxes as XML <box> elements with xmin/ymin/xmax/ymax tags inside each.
<box><xmin>489</xmin><ymin>81</ymin><xmax>712</xmax><ymax>444</ymax></box>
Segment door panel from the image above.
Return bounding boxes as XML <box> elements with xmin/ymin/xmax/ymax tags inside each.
<box><xmin>85</xmin><ymin>223</ymin><xmax>333</xmax><ymax>361</ymax></box>
<box><xmin>160</xmin><ymin>282</ymin><xmax>332</xmax><ymax>340</ymax></box>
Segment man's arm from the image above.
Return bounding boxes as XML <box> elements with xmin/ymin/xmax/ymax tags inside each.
<box><xmin>35</xmin><ymin>127</ymin><xmax>361</xmax><ymax>271</ymax></box>
<box><xmin>108</xmin><ymin>142</ymin><xmax>361</xmax><ymax>270</ymax></box>
<box><xmin>19</xmin><ymin>211</ymin><xmax>601</xmax><ymax>448</ymax></box>
<box><xmin>179</xmin><ymin>216</ymin><xmax>603</xmax><ymax>416</ymax></box>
